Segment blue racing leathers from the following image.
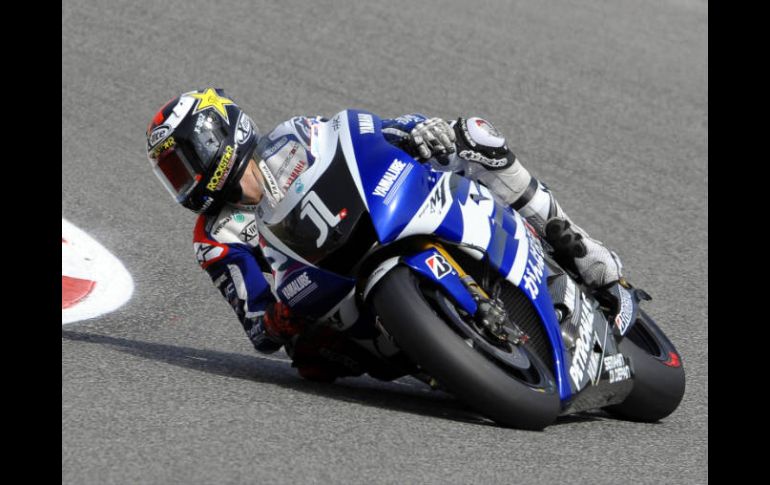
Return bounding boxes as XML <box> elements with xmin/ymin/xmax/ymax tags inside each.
<box><xmin>193</xmin><ymin>113</ymin><xmax>429</xmax><ymax>353</ymax></box>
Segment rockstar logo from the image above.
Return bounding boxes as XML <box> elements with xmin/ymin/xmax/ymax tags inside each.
<box><xmin>189</xmin><ymin>88</ymin><xmax>235</xmax><ymax>124</ymax></box>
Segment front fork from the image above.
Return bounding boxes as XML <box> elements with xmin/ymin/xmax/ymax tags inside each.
<box><xmin>363</xmin><ymin>240</ymin><xmax>528</xmax><ymax>346</ymax></box>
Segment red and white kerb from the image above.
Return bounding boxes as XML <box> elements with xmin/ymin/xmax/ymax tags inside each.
<box><xmin>62</xmin><ymin>219</ymin><xmax>134</xmax><ymax>325</ymax></box>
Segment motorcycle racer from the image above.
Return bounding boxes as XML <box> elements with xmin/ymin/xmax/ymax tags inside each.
<box><xmin>146</xmin><ymin>88</ymin><xmax>624</xmax><ymax>381</ymax></box>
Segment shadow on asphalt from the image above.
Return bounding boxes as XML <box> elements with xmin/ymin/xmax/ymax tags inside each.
<box><xmin>62</xmin><ymin>330</ymin><xmax>605</xmax><ymax>430</ymax></box>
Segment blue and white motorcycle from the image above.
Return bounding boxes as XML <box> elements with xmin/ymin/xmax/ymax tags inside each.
<box><xmin>256</xmin><ymin>110</ymin><xmax>685</xmax><ymax>430</ymax></box>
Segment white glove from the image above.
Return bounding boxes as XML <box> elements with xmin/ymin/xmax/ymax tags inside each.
<box><xmin>410</xmin><ymin>117</ymin><xmax>456</xmax><ymax>159</ymax></box>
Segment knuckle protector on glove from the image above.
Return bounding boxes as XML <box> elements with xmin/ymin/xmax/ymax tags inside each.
<box><xmin>453</xmin><ymin>117</ymin><xmax>516</xmax><ymax>170</ymax></box>
<box><xmin>411</xmin><ymin>117</ymin><xmax>455</xmax><ymax>157</ymax></box>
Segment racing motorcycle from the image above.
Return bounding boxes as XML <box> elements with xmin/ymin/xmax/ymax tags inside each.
<box><xmin>255</xmin><ymin>110</ymin><xmax>685</xmax><ymax>430</ymax></box>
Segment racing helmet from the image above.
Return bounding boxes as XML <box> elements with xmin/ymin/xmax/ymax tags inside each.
<box><xmin>146</xmin><ymin>88</ymin><xmax>259</xmax><ymax>213</ymax></box>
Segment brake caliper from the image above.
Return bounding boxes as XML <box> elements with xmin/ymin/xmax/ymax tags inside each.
<box><xmin>461</xmin><ymin>276</ymin><xmax>528</xmax><ymax>345</ymax></box>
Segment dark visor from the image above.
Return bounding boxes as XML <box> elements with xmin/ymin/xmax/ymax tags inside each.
<box><xmin>153</xmin><ymin>147</ymin><xmax>200</xmax><ymax>201</ymax></box>
<box><xmin>150</xmin><ymin>113</ymin><xmax>232</xmax><ymax>201</ymax></box>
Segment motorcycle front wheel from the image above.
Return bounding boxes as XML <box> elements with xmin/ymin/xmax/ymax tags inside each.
<box><xmin>371</xmin><ymin>267</ymin><xmax>560</xmax><ymax>430</ymax></box>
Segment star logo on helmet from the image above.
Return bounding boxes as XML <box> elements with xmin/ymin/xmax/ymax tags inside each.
<box><xmin>189</xmin><ymin>88</ymin><xmax>235</xmax><ymax>124</ymax></box>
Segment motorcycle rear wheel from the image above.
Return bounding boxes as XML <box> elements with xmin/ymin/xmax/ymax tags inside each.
<box><xmin>604</xmin><ymin>310</ymin><xmax>686</xmax><ymax>422</ymax></box>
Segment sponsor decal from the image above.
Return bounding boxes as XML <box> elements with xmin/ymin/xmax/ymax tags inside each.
<box><xmin>261</xmin><ymin>136</ymin><xmax>288</xmax><ymax>159</ymax></box>
<box><xmin>273</xmin><ymin>143</ymin><xmax>302</xmax><ymax>181</ymax></box>
<box><xmin>458</xmin><ymin>150</ymin><xmax>508</xmax><ymax>168</ymax></box>
<box><xmin>207</xmin><ymin>145</ymin><xmax>235</xmax><ymax>191</ymax></box>
<box><xmin>150</xmin><ymin>136</ymin><xmax>177</xmax><ymax>158</ymax></box>
<box><xmin>199</xmin><ymin>195</ymin><xmax>214</xmax><ymax>213</ymax></box>
<box><xmin>331</xmin><ymin>115</ymin><xmax>341</xmax><ymax>132</ymax></box>
<box><xmin>300</xmin><ymin>191</ymin><xmax>347</xmax><ymax>247</ymax></box>
<box><xmin>521</xmin><ymin>226</ymin><xmax>545</xmax><ymax>300</ymax></box>
<box><xmin>425</xmin><ymin>254</ymin><xmax>453</xmax><ymax>280</ymax></box>
<box><xmin>394</xmin><ymin>114</ymin><xmax>424</xmax><ymax>125</ymax></box>
<box><xmin>285</xmin><ymin>143</ymin><xmax>299</xmax><ymax>160</ymax></box>
<box><xmin>358</xmin><ymin>113</ymin><xmax>375</xmax><ymax>134</ymax></box>
<box><xmin>240</xmin><ymin>220</ymin><xmax>258</xmax><ymax>242</ymax></box>
<box><xmin>281</xmin><ymin>271</ymin><xmax>319</xmax><ymax>304</ymax></box>
<box><xmin>604</xmin><ymin>353</ymin><xmax>631</xmax><ymax>383</ymax></box>
<box><xmin>604</xmin><ymin>353</ymin><xmax>632</xmax><ymax>384</ymax></box>
<box><xmin>294</xmin><ymin>178</ymin><xmax>305</xmax><ymax>194</ymax></box>
<box><xmin>372</xmin><ymin>158</ymin><xmax>411</xmax><ymax>202</ymax></box>
<box><xmin>603</xmin><ymin>354</ymin><xmax>625</xmax><ymax>370</ymax></box>
<box><xmin>281</xmin><ymin>272</ymin><xmax>312</xmax><ymax>299</ymax></box>
<box><xmin>426</xmin><ymin>179</ymin><xmax>447</xmax><ymax>214</ymax></box>
<box><xmin>212</xmin><ymin>212</ymin><xmax>247</xmax><ymax>236</ymax></box>
<box><xmin>149</xmin><ymin>96</ymin><xmax>195</xmax><ymax>142</ymax></box>
<box><xmin>373</xmin><ymin>159</ymin><xmax>406</xmax><ymax>196</ymax></box>
<box><xmin>609</xmin><ymin>366</ymin><xmax>631</xmax><ymax>383</ymax></box>
<box><xmin>235</xmin><ymin>114</ymin><xmax>253</xmax><ymax>145</ymax></box>
<box><xmin>282</xmin><ymin>160</ymin><xmax>307</xmax><ymax>191</ymax></box>
<box><xmin>614</xmin><ymin>287</ymin><xmax>634</xmax><ymax>334</ymax></box>
<box><xmin>417</xmin><ymin>176</ymin><xmax>452</xmax><ymax>218</ymax></box>
<box><xmin>159</xmin><ymin>137</ymin><xmax>176</xmax><ymax>151</ymax></box>
<box><xmin>569</xmin><ymin>295</ymin><xmax>596</xmax><ymax>387</ymax></box>
<box><xmin>149</xmin><ymin>125</ymin><xmax>171</xmax><ymax>147</ymax></box>
<box><xmin>212</xmin><ymin>214</ymin><xmax>233</xmax><ymax>235</ymax></box>
<box><xmin>194</xmin><ymin>242</ymin><xmax>224</xmax><ymax>266</ymax></box>
<box><xmin>258</xmin><ymin>160</ymin><xmax>282</xmax><ymax>200</ymax></box>
<box><xmin>189</xmin><ymin>88</ymin><xmax>235</xmax><ymax>124</ymax></box>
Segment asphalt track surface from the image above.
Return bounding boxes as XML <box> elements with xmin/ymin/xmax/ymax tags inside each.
<box><xmin>62</xmin><ymin>1</ymin><xmax>708</xmax><ymax>483</ymax></box>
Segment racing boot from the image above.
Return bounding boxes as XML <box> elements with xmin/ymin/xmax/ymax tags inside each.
<box><xmin>543</xmin><ymin>216</ymin><xmax>624</xmax><ymax>288</ymax></box>
<box><xmin>509</xmin><ymin>176</ymin><xmax>624</xmax><ymax>287</ymax></box>
<box><xmin>500</xmin><ymin>170</ymin><xmax>624</xmax><ymax>288</ymax></box>
<box><xmin>447</xmin><ymin>117</ymin><xmax>623</xmax><ymax>288</ymax></box>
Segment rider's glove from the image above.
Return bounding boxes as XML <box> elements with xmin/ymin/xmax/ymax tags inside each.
<box><xmin>409</xmin><ymin>117</ymin><xmax>456</xmax><ymax>159</ymax></box>
<box><xmin>262</xmin><ymin>301</ymin><xmax>308</xmax><ymax>343</ymax></box>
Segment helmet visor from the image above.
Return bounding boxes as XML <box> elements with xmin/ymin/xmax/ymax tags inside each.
<box><xmin>152</xmin><ymin>147</ymin><xmax>200</xmax><ymax>201</ymax></box>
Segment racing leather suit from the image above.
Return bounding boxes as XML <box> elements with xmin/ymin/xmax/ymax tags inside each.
<box><xmin>193</xmin><ymin>113</ymin><xmax>623</xmax><ymax>356</ymax></box>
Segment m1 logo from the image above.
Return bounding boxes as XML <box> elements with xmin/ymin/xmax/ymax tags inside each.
<box><xmin>300</xmin><ymin>191</ymin><xmax>348</xmax><ymax>247</ymax></box>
